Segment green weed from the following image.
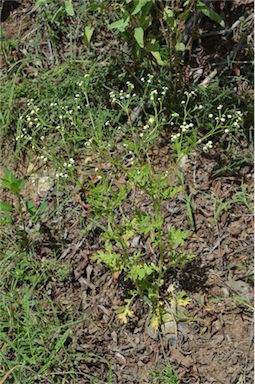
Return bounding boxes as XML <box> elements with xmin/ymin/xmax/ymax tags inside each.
<box><xmin>152</xmin><ymin>362</ymin><xmax>180</xmax><ymax>384</ymax></box>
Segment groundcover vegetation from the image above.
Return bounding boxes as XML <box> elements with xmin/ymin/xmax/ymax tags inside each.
<box><xmin>0</xmin><ymin>1</ymin><xmax>253</xmax><ymax>383</ymax></box>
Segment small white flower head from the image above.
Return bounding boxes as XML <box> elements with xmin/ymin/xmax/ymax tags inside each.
<box><xmin>126</xmin><ymin>81</ymin><xmax>134</xmax><ymax>90</ymax></box>
<box><xmin>69</xmin><ymin>158</ymin><xmax>75</xmax><ymax>164</ymax></box>
<box><xmin>40</xmin><ymin>136</ymin><xmax>45</xmax><ymax>140</ymax></box>
<box><xmin>150</xmin><ymin>89</ymin><xmax>158</xmax><ymax>100</ymax></box>
<box><xmin>84</xmin><ymin>74</ymin><xmax>90</xmax><ymax>78</ymax></box>
<box><xmin>105</xmin><ymin>120</ymin><xmax>110</xmax><ymax>126</ymax></box>
<box><xmin>170</xmin><ymin>122</ymin><xmax>174</xmax><ymax>126</ymax></box>
<box><xmin>132</xmin><ymin>93</ymin><xmax>136</xmax><ymax>97</ymax></box>
<box><xmin>139</xmin><ymin>133</ymin><xmax>144</xmax><ymax>137</ymax></box>
<box><xmin>75</xmin><ymin>93</ymin><xmax>80</xmax><ymax>98</ymax></box>
<box><xmin>189</xmin><ymin>123</ymin><xmax>194</xmax><ymax>128</ymax></box>
<box><xmin>63</xmin><ymin>162</ymin><xmax>67</xmax><ymax>167</ymax></box>
<box><xmin>203</xmin><ymin>140</ymin><xmax>213</xmax><ymax>152</ymax></box>
<box><xmin>208</xmin><ymin>113</ymin><xmax>213</xmax><ymax>118</ymax></box>
<box><xmin>225</xmin><ymin>128</ymin><xmax>229</xmax><ymax>133</ymax></box>
<box><xmin>233</xmin><ymin>121</ymin><xmax>240</xmax><ymax>127</ymax></box>
<box><xmin>217</xmin><ymin>104</ymin><xmax>223</xmax><ymax>110</ymax></box>
<box><xmin>141</xmin><ymin>77</ymin><xmax>145</xmax><ymax>82</ymax></box>
<box><xmin>171</xmin><ymin>112</ymin><xmax>179</xmax><ymax>118</ymax></box>
<box><xmin>181</xmin><ymin>100</ymin><xmax>185</xmax><ymax>105</ymax></box>
<box><xmin>236</xmin><ymin>111</ymin><xmax>242</xmax><ymax>116</ymax></box>
<box><xmin>77</xmin><ymin>105</ymin><xmax>81</xmax><ymax>110</ymax></box>
<box><xmin>197</xmin><ymin>139</ymin><xmax>202</xmax><ymax>144</ymax></box>
<box><xmin>143</xmin><ymin>124</ymin><xmax>149</xmax><ymax>130</ymax></box>
<box><xmin>148</xmin><ymin>116</ymin><xmax>155</xmax><ymax>125</ymax></box>
<box><xmin>220</xmin><ymin>117</ymin><xmax>226</xmax><ymax>122</ymax></box>
<box><xmin>198</xmin><ymin>104</ymin><xmax>203</xmax><ymax>110</ymax></box>
<box><xmin>227</xmin><ymin>114</ymin><xmax>232</xmax><ymax>119</ymax></box>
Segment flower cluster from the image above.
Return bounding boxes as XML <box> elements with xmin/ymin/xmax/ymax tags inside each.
<box><xmin>180</xmin><ymin>121</ymin><xmax>193</xmax><ymax>133</ymax></box>
<box><xmin>63</xmin><ymin>158</ymin><xmax>75</xmax><ymax>168</ymax></box>
<box><xmin>25</xmin><ymin>104</ymin><xmax>40</xmax><ymax>128</ymax></box>
<box><xmin>149</xmin><ymin>89</ymin><xmax>158</xmax><ymax>101</ymax></box>
<box><xmin>109</xmin><ymin>81</ymin><xmax>136</xmax><ymax>104</ymax></box>
<box><xmin>202</xmin><ymin>140</ymin><xmax>213</xmax><ymax>152</ymax></box>
<box><xmin>55</xmin><ymin>172</ymin><xmax>68</xmax><ymax>179</ymax></box>
<box><xmin>171</xmin><ymin>132</ymin><xmax>181</xmax><ymax>142</ymax></box>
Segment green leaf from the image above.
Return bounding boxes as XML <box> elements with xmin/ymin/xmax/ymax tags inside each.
<box><xmin>132</xmin><ymin>0</ymin><xmax>152</xmax><ymax>15</ymax></box>
<box><xmin>109</xmin><ymin>17</ymin><xmax>130</xmax><ymax>32</ymax></box>
<box><xmin>0</xmin><ymin>201</ymin><xmax>13</xmax><ymax>212</ymax></box>
<box><xmin>1</xmin><ymin>168</ymin><xmax>25</xmax><ymax>194</ymax></box>
<box><xmin>197</xmin><ymin>1</ymin><xmax>225</xmax><ymax>27</ymax></box>
<box><xmin>134</xmin><ymin>27</ymin><xmax>144</xmax><ymax>48</ymax></box>
<box><xmin>151</xmin><ymin>50</ymin><xmax>167</xmax><ymax>66</ymax></box>
<box><xmin>64</xmin><ymin>0</ymin><xmax>74</xmax><ymax>16</ymax></box>
<box><xmin>168</xmin><ymin>228</ymin><xmax>189</xmax><ymax>247</ymax></box>
<box><xmin>175</xmin><ymin>42</ymin><xmax>186</xmax><ymax>52</ymax></box>
<box><xmin>38</xmin><ymin>201</ymin><xmax>48</xmax><ymax>215</ymax></box>
<box><xmin>84</xmin><ymin>25</ymin><xmax>95</xmax><ymax>46</ymax></box>
<box><xmin>163</xmin><ymin>7</ymin><xmax>176</xmax><ymax>30</ymax></box>
<box><xmin>26</xmin><ymin>201</ymin><xmax>36</xmax><ymax>215</ymax></box>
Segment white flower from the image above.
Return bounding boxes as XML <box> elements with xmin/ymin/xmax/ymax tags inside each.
<box><xmin>227</xmin><ymin>114</ymin><xmax>232</xmax><ymax>118</ymax></box>
<box><xmin>225</xmin><ymin>129</ymin><xmax>229</xmax><ymax>133</ymax></box>
<box><xmin>148</xmin><ymin>117</ymin><xmax>155</xmax><ymax>125</ymax></box>
<box><xmin>181</xmin><ymin>100</ymin><xmax>185</xmax><ymax>105</ymax></box>
<box><xmin>198</xmin><ymin>104</ymin><xmax>203</xmax><ymax>109</ymax></box>
<box><xmin>208</xmin><ymin>113</ymin><xmax>213</xmax><ymax>118</ymax></box>
<box><xmin>220</xmin><ymin>117</ymin><xmax>226</xmax><ymax>122</ymax></box>
<box><xmin>217</xmin><ymin>104</ymin><xmax>223</xmax><ymax>110</ymax></box>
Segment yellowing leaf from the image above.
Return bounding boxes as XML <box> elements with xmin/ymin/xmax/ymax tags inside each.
<box><xmin>150</xmin><ymin>313</ymin><xmax>160</xmax><ymax>330</ymax></box>
<box><xmin>117</xmin><ymin>312</ymin><xmax>128</xmax><ymax>324</ymax></box>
